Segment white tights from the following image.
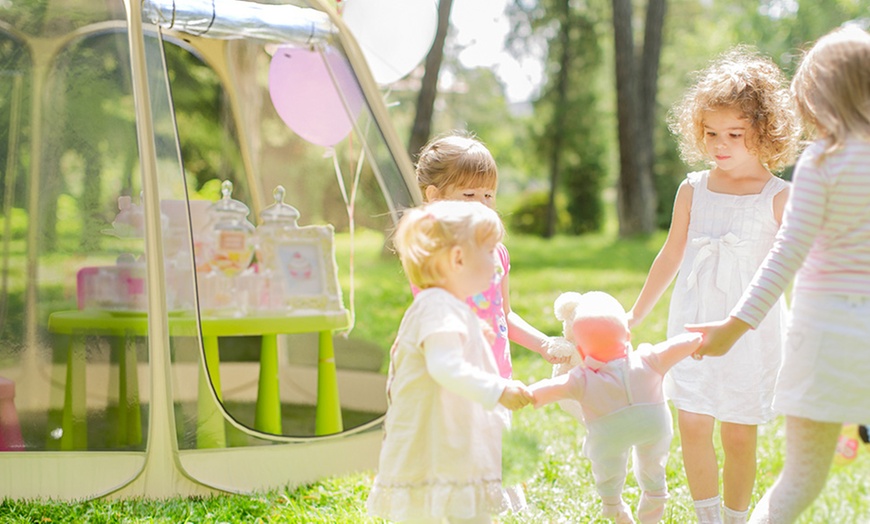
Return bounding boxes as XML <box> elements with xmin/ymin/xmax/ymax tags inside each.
<box><xmin>749</xmin><ymin>416</ymin><xmax>841</xmax><ymax>524</ymax></box>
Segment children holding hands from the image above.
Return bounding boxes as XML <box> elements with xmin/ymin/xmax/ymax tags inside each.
<box><xmin>529</xmin><ymin>291</ymin><xmax>703</xmax><ymax>523</ymax></box>
<box><xmin>370</xmin><ymin>26</ymin><xmax>870</xmax><ymax>523</ymax></box>
<box><xmin>367</xmin><ymin>205</ymin><xmax>697</xmax><ymax>523</ymax></box>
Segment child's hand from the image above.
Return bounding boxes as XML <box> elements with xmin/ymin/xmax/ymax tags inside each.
<box><xmin>543</xmin><ymin>351</ymin><xmax>572</xmax><ymax>365</ymax></box>
<box><xmin>627</xmin><ymin>309</ymin><xmax>640</xmax><ymax>329</ymax></box>
<box><xmin>499</xmin><ymin>381</ymin><xmax>533</xmax><ymax>411</ymax></box>
<box><xmin>544</xmin><ymin>337</ymin><xmax>577</xmax><ymax>366</ymax></box>
<box><xmin>686</xmin><ymin>316</ymin><xmax>751</xmax><ymax>358</ymax></box>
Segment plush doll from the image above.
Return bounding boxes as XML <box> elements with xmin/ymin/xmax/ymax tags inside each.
<box><xmin>531</xmin><ymin>291</ymin><xmax>703</xmax><ymax>524</ymax></box>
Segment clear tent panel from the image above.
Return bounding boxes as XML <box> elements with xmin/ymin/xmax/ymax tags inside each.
<box><xmin>0</xmin><ymin>0</ymin><xmax>150</xmax><ymax>498</ymax></box>
<box><xmin>0</xmin><ymin>6</ymin><xmax>151</xmax><ymax>452</ymax></box>
<box><xmin>0</xmin><ymin>0</ymin><xmax>418</xmax><ymax>499</ymax></box>
<box><xmin>152</xmin><ymin>3</ymin><xmax>414</xmax><ymax>448</ymax></box>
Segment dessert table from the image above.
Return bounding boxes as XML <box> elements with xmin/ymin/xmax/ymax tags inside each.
<box><xmin>47</xmin><ymin>308</ymin><xmax>351</xmax><ymax>449</ymax></box>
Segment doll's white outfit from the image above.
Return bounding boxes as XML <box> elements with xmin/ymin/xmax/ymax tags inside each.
<box><xmin>367</xmin><ymin>288</ymin><xmax>517</xmax><ymax>522</ymax></box>
<box><xmin>666</xmin><ymin>170</ymin><xmax>788</xmax><ymax>424</ymax></box>
<box><xmin>531</xmin><ymin>334</ymin><xmax>701</xmax><ymax>524</ymax></box>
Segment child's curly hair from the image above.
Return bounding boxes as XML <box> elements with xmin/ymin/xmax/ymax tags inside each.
<box><xmin>669</xmin><ymin>46</ymin><xmax>801</xmax><ymax>173</ymax></box>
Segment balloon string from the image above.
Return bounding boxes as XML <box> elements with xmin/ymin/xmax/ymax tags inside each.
<box><xmin>347</xmin><ymin>133</ymin><xmax>367</xmax><ymax>334</ymax></box>
<box><xmin>332</xmin><ymin>143</ymin><xmax>358</xmax><ymax>337</ymax></box>
<box><xmin>316</xmin><ymin>44</ymin><xmax>365</xmax><ymax>339</ymax></box>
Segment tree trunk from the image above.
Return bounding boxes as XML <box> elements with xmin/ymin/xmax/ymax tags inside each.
<box><xmin>407</xmin><ymin>0</ymin><xmax>454</xmax><ymax>162</ymax></box>
<box><xmin>544</xmin><ymin>0</ymin><xmax>572</xmax><ymax>238</ymax></box>
<box><xmin>612</xmin><ymin>0</ymin><xmax>642</xmax><ymax>236</ymax></box>
<box><xmin>611</xmin><ymin>0</ymin><xmax>662</xmax><ymax>236</ymax></box>
<box><xmin>639</xmin><ymin>0</ymin><xmax>666</xmax><ymax>226</ymax></box>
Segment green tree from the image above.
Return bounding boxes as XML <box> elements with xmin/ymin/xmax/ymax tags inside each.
<box><xmin>509</xmin><ymin>0</ymin><xmax>609</xmax><ymax>237</ymax></box>
<box><xmin>164</xmin><ymin>43</ymin><xmax>243</xmax><ymax>193</ymax></box>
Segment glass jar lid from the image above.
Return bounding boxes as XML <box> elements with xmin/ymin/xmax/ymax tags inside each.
<box><xmin>209</xmin><ymin>180</ymin><xmax>251</xmax><ymax>218</ymax></box>
<box><xmin>259</xmin><ymin>185</ymin><xmax>300</xmax><ymax>226</ymax></box>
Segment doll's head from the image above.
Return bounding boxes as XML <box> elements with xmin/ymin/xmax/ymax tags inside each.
<box><xmin>554</xmin><ymin>291</ymin><xmax>631</xmax><ymax>363</ymax></box>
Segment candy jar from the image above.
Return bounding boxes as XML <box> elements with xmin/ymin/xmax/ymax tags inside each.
<box><xmin>199</xmin><ymin>180</ymin><xmax>255</xmax><ymax>315</ymax></box>
<box><xmin>250</xmin><ymin>185</ymin><xmax>300</xmax><ymax>311</ymax></box>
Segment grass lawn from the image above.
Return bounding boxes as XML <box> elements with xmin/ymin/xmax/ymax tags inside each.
<box><xmin>2</xmin><ymin>226</ymin><xmax>869</xmax><ymax>522</ymax></box>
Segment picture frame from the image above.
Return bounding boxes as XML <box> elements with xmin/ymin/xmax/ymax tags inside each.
<box><xmin>274</xmin><ymin>224</ymin><xmax>344</xmax><ymax>312</ymax></box>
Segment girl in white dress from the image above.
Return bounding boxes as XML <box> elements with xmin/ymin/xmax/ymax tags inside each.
<box><xmin>627</xmin><ymin>48</ymin><xmax>800</xmax><ymax>524</ymax></box>
<box><xmin>366</xmin><ymin>200</ymin><xmax>533</xmax><ymax>523</ymax></box>
<box><xmin>690</xmin><ymin>26</ymin><xmax>870</xmax><ymax>523</ymax></box>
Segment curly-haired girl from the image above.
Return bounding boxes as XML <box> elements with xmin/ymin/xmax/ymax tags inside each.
<box><xmin>627</xmin><ymin>47</ymin><xmax>801</xmax><ymax>524</ymax></box>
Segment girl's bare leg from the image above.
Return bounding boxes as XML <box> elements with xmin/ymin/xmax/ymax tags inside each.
<box><xmin>720</xmin><ymin>421</ymin><xmax>758</xmax><ymax>512</ymax></box>
<box><xmin>679</xmin><ymin>410</ymin><xmax>722</xmax><ymax>523</ymax></box>
<box><xmin>679</xmin><ymin>410</ymin><xmax>719</xmax><ymax>500</ymax></box>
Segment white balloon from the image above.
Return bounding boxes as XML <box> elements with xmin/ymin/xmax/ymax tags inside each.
<box><xmin>342</xmin><ymin>0</ymin><xmax>438</xmax><ymax>85</ymax></box>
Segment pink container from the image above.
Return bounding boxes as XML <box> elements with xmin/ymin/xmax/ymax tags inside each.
<box><xmin>0</xmin><ymin>377</ymin><xmax>24</xmax><ymax>451</ymax></box>
<box><xmin>76</xmin><ymin>265</ymin><xmax>146</xmax><ymax>311</ymax></box>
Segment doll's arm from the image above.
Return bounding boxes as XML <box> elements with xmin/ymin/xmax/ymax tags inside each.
<box><xmin>644</xmin><ymin>332</ymin><xmax>704</xmax><ymax>375</ymax></box>
<box><xmin>528</xmin><ymin>370</ymin><xmax>585</xmax><ymax>408</ymax></box>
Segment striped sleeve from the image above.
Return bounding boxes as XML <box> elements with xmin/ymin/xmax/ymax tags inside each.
<box><xmin>731</xmin><ymin>147</ymin><xmax>827</xmax><ymax>328</ymax></box>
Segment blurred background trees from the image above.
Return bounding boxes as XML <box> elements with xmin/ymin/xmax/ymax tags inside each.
<box><xmin>2</xmin><ymin>0</ymin><xmax>867</xmax><ymax>246</ymax></box>
<box><xmin>402</xmin><ymin>0</ymin><xmax>869</xmax><ymax>237</ymax></box>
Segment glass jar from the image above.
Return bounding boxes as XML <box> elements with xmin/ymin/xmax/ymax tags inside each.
<box><xmin>204</xmin><ymin>180</ymin><xmax>256</xmax><ymax>276</ymax></box>
<box><xmin>199</xmin><ymin>180</ymin><xmax>255</xmax><ymax>316</ymax></box>
<box><xmin>249</xmin><ymin>185</ymin><xmax>300</xmax><ymax>311</ymax></box>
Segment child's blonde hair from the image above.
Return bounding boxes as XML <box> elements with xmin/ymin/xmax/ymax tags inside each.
<box><xmin>792</xmin><ymin>25</ymin><xmax>870</xmax><ymax>154</ymax></box>
<box><xmin>394</xmin><ymin>200</ymin><xmax>504</xmax><ymax>289</ymax></box>
<box><xmin>415</xmin><ymin>132</ymin><xmax>498</xmax><ymax>198</ymax></box>
<box><xmin>670</xmin><ymin>46</ymin><xmax>800</xmax><ymax>173</ymax></box>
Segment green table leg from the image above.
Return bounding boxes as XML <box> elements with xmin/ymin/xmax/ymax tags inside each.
<box><xmin>315</xmin><ymin>331</ymin><xmax>343</xmax><ymax>436</ymax></box>
<box><xmin>118</xmin><ymin>336</ymin><xmax>141</xmax><ymax>447</ymax></box>
<box><xmin>255</xmin><ymin>334</ymin><xmax>282</xmax><ymax>434</ymax></box>
<box><xmin>112</xmin><ymin>338</ymin><xmax>126</xmax><ymax>448</ymax></box>
<box><xmin>196</xmin><ymin>335</ymin><xmax>226</xmax><ymax>448</ymax></box>
<box><xmin>61</xmin><ymin>338</ymin><xmax>87</xmax><ymax>451</ymax></box>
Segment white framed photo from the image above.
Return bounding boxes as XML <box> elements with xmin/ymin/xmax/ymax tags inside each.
<box><xmin>275</xmin><ymin>225</ymin><xmax>343</xmax><ymax>312</ymax></box>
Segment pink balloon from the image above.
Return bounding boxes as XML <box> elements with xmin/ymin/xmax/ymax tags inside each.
<box><xmin>269</xmin><ymin>46</ymin><xmax>364</xmax><ymax>147</ymax></box>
